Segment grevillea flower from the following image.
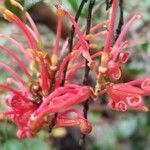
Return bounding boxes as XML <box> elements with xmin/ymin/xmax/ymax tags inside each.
<box><xmin>0</xmin><ymin>0</ymin><xmax>149</xmax><ymax>139</ymax></box>
<box><xmin>99</xmin><ymin>0</ymin><xmax>140</xmax><ymax>80</ymax></box>
<box><xmin>0</xmin><ymin>0</ymin><xmax>94</xmax><ymax>138</ymax></box>
<box><xmin>106</xmin><ymin>82</ymin><xmax>148</xmax><ymax>112</ymax></box>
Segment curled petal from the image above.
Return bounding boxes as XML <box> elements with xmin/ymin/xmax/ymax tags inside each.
<box><xmin>115</xmin><ymin>101</ymin><xmax>127</xmax><ymax>112</ymax></box>
<box><xmin>119</xmin><ymin>51</ymin><xmax>130</xmax><ymax>64</ymax></box>
<box><xmin>126</xmin><ymin>95</ymin><xmax>145</xmax><ymax>110</ymax></box>
<box><xmin>141</xmin><ymin>79</ymin><xmax>150</xmax><ymax>91</ymax></box>
<box><xmin>109</xmin><ymin>68</ymin><xmax>121</xmax><ymax>80</ymax></box>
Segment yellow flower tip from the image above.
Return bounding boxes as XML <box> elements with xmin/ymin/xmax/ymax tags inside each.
<box><xmin>0</xmin><ymin>6</ymin><xmax>5</xmax><ymax>13</ymax></box>
<box><xmin>142</xmin><ymin>106</ymin><xmax>149</xmax><ymax>112</ymax></box>
<box><xmin>98</xmin><ymin>66</ymin><xmax>107</xmax><ymax>74</ymax></box>
<box><xmin>42</xmin><ymin>90</ymin><xmax>49</xmax><ymax>97</ymax></box>
<box><xmin>28</xmin><ymin>49</ymin><xmax>44</xmax><ymax>60</ymax></box>
<box><xmin>56</xmin><ymin>8</ymin><xmax>65</xmax><ymax>17</ymax></box>
<box><xmin>28</xmin><ymin>48</ymin><xmax>36</xmax><ymax>57</ymax></box>
<box><xmin>89</xmin><ymin>43</ymin><xmax>97</xmax><ymax>49</ymax></box>
<box><xmin>3</xmin><ymin>9</ymin><xmax>14</xmax><ymax>21</ymax></box>
<box><xmin>36</xmin><ymin>51</ymin><xmax>44</xmax><ymax>59</ymax></box>
<box><xmin>30</xmin><ymin>60</ymin><xmax>40</xmax><ymax>73</ymax></box>
<box><xmin>51</xmin><ymin>54</ymin><xmax>58</xmax><ymax>66</ymax></box>
<box><xmin>85</xmin><ymin>34</ymin><xmax>94</xmax><ymax>41</ymax></box>
<box><xmin>10</xmin><ymin>0</ymin><xmax>18</xmax><ymax>6</ymax></box>
<box><xmin>0</xmin><ymin>113</ymin><xmax>5</xmax><ymax>120</ymax></box>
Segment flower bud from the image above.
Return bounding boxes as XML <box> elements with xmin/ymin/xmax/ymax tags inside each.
<box><xmin>79</xmin><ymin>119</ymin><xmax>92</xmax><ymax>134</ymax></box>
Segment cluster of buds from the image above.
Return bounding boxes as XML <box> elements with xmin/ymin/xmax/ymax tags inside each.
<box><xmin>0</xmin><ymin>0</ymin><xmax>149</xmax><ymax>139</ymax></box>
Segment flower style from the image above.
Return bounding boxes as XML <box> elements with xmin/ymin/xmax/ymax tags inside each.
<box><xmin>0</xmin><ymin>0</ymin><xmax>149</xmax><ymax>139</ymax></box>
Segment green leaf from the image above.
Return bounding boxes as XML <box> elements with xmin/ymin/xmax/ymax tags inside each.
<box><xmin>3</xmin><ymin>139</ymin><xmax>51</xmax><ymax>150</ymax></box>
<box><xmin>24</xmin><ymin>0</ymin><xmax>42</xmax><ymax>10</ymax></box>
<box><xmin>141</xmin><ymin>43</ymin><xmax>148</xmax><ymax>52</ymax></box>
<box><xmin>5</xmin><ymin>0</ymin><xmax>24</xmax><ymax>18</ymax></box>
<box><xmin>24</xmin><ymin>139</ymin><xmax>50</xmax><ymax>150</ymax></box>
<box><xmin>115</xmin><ymin>116</ymin><xmax>138</xmax><ymax>139</ymax></box>
<box><xmin>3</xmin><ymin>139</ymin><xmax>26</xmax><ymax>150</ymax></box>
<box><xmin>68</xmin><ymin>0</ymin><xmax>78</xmax><ymax>11</ymax></box>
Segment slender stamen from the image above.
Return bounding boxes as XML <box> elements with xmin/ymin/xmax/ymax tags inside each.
<box><xmin>0</xmin><ymin>34</ymin><xmax>32</xmax><ymax>61</ymax></box>
<box><xmin>0</xmin><ymin>8</ymin><xmax>38</xmax><ymax>49</ymax></box>
<box><xmin>26</xmin><ymin>25</ymin><xmax>38</xmax><ymax>42</ymax></box>
<box><xmin>90</xmin><ymin>21</ymin><xmax>109</xmax><ymax>32</ymax></box>
<box><xmin>51</xmin><ymin>8</ymin><xmax>64</xmax><ymax>66</ymax></box>
<box><xmin>114</xmin><ymin>15</ymin><xmax>141</xmax><ymax>47</ymax></box>
<box><xmin>61</xmin><ymin>38</ymin><xmax>68</xmax><ymax>54</ymax></box>
<box><xmin>0</xmin><ymin>45</ymin><xmax>31</xmax><ymax>79</ymax></box>
<box><xmin>10</xmin><ymin>0</ymin><xmax>40</xmax><ymax>38</ymax></box>
<box><xmin>67</xmin><ymin>51</ymin><xmax>101</xmax><ymax>82</ymax></box>
<box><xmin>0</xmin><ymin>63</ymin><xmax>25</xmax><ymax>85</ymax></box>
<box><xmin>40</xmin><ymin>57</ymin><xmax>49</xmax><ymax>96</ymax></box>
<box><xmin>55</xmin><ymin>4</ymin><xmax>88</xmax><ymax>51</ymax></box>
<box><xmin>93</xmin><ymin>30</ymin><xmax>108</xmax><ymax>39</ymax></box>
<box><xmin>104</xmin><ymin>0</ymin><xmax>118</xmax><ymax>53</ymax></box>
<box><xmin>55</xmin><ymin>54</ymin><xmax>71</xmax><ymax>88</ymax></box>
<box><xmin>112</xmin><ymin>40</ymin><xmax>130</xmax><ymax>61</ymax></box>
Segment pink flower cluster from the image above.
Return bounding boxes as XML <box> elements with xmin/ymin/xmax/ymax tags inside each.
<box><xmin>0</xmin><ymin>0</ymin><xmax>149</xmax><ymax>139</ymax></box>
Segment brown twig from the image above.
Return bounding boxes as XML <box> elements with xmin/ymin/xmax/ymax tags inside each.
<box><xmin>80</xmin><ymin>0</ymin><xmax>96</xmax><ymax>149</ymax></box>
<box><xmin>115</xmin><ymin>0</ymin><xmax>124</xmax><ymax>41</ymax></box>
<box><xmin>106</xmin><ymin>0</ymin><xmax>113</xmax><ymax>10</ymax></box>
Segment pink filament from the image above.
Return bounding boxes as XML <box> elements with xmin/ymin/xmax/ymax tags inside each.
<box><xmin>0</xmin><ymin>62</ymin><xmax>25</xmax><ymax>85</ymax></box>
<box><xmin>53</xmin><ymin>15</ymin><xmax>63</xmax><ymax>56</ymax></box>
<box><xmin>91</xmin><ymin>21</ymin><xmax>109</xmax><ymax>32</ymax></box>
<box><xmin>0</xmin><ymin>45</ymin><xmax>30</xmax><ymax>78</ymax></box>
<box><xmin>0</xmin><ymin>34</ymin><xmax>32</xmax><ymax>61</ymax></box>
<box><xmin>7</xmin><ymin>13</ymin><xmax>37</xmax><ymax>49</ymax></box>
<box><xmin>40</xmin><ymin>58</ymin><xmax>49</xmax><ymax>95</ymax></box>
<box><xmin>55</xmin><ymin>4</ymin><xmax>88</xmax><ymax>51</ymax></box>
<box><xmin>112</xmin><ymin>40</ymin><xmax>130</xmax><ymax>61</ymax></box>
<box><xmin>104</xmin><ymin>0</ymin><xmax>118</xmax><ymax>53</ymax></box>
<box><xmin>55</xmin><ymin>54</ymin><xmax>71</xmax><ymax>88</ymax></box>
<box><xmin>93</xmin><ymin>30</ymin><xmax>108</xmax><ymax>39</ymax></box>
<box><xmin>67</xmin><ymin>52</ymin><xmax>102</xmax><ymax>82</ymax></box>
<box><xmin>11</xmin><ymin>0</ymin><xmax>40</xmax><ymax>38</ymax></box>
<box><xmin>114</xmin><ymin>15</ymin><xmax>141</xmax><ymax>47</ymax></box>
